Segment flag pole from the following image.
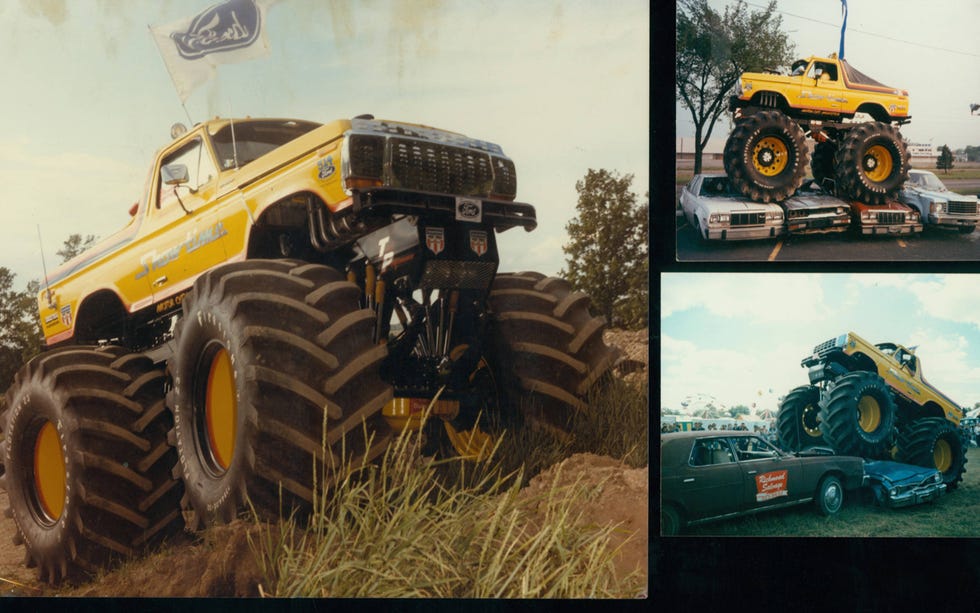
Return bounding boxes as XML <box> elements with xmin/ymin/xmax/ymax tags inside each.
<box><xmin>148</xmin><ymin>24</ymin><xmax>194</xmax><ymax>126</ymax></box>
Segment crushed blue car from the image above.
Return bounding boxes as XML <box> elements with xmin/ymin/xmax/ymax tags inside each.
<box><xmin>864</xmin><ymin>460</ymin><xmax>946</xmax><ymax>508</ymax></box>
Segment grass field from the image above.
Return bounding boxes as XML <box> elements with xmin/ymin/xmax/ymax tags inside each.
<box><xmin>685</xmin><ymin>447</ymin><xmax>980</xmax><ymax>537</ymax></box>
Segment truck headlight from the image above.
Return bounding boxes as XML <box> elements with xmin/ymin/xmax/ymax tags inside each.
<box><xmin>735</xmin><ymin>81</ymin><xmax>743</xmax><ymax>96</ymax></box>
<box><xmin>930</xmin><ymin>201</ymin><xmax>945</xmax><ymax>213</ymax></box>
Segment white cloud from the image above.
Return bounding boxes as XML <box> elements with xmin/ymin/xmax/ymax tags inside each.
<box><xmin>662</xmin><ymin>273</ymin><xmax>830</xmax><ymax>322</ymax></box>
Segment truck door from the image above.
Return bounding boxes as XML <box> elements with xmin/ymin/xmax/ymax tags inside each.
<box><xmin>138</xmin><ymin>134</ymin><xmax>228</xmax><ymax>306</ymax></box>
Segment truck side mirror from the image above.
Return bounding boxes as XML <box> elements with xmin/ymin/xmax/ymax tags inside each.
<box><xmin>162</xmin><ymin>163</ymin><xmax>190</xmax><ymax>186</ymax></box>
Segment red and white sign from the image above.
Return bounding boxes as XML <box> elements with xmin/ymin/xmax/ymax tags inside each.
<box><xmin>425</xmin><ymin>227</ymin><xmax>445</xmax><ymax>255</ymax></box>
<box><xmin>755</xmin><ymin>470</ymin><xmax>788</xmax><ymax>501</ymax></box>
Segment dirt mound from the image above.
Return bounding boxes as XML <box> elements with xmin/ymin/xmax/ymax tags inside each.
<box><xmin>517</xmin><ymin>453</ymin><xmax>648</xmax><ymax>587</ymax></box>
<box><xmin>604</xmin><ymin>328</ymin><xmax>649</xmax><ymax>386</ymax></box>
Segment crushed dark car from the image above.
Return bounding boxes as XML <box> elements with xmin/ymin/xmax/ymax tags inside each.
<box><xmin>863</xmin><ymin>460</ymin><xmax>946</xmax><ymax>508</ymax></box>
<box><xmin>661</xmin><ymin>431</ymin><xmax>867</xmax><ymax>535</ymax></box>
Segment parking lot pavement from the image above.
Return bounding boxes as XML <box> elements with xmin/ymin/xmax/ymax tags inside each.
<box><xmin>675</xmin><ymin>214</ymin><xmax>980</xmax><ymax>262</ymax></box>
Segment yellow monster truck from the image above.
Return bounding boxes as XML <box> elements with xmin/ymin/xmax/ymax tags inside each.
<box><xmin>0</xmin><ymin>115</ymin><xmax>620</xmax><ymax>583</ymax></box>
<box><xmin>777</xmin><ymin>332</ymin><xmax>967</xmax><ymax>490</ymax></box>
<box><xmin>725</xmin><ymin>54</ymin><xmax>911</xmax><ymax>204</ymax></box>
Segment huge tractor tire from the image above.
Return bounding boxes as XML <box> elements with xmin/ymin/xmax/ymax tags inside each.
<box><xmin>723</xmin><ymin>110</ymin><xmax>809</xmax><ymax>203</ymax></box>
<box><xmin>819</xmin><ymin>371</ymin><xmax>896</xmax><ymax>457</ymax></box>
<box><xmin>896</xmin><ymin>417</ymin><xmax>967</xmax><ymax>490</ymax></box>
<box><xmin>834</xmin><ymin>122</ymin><xmax>910</xmax><ymax>204</ymax></box>
<box><xmin>776</xmin><ymin>385</ymin><xmax>826</xmax><ymax>451</ymax></box>
<box><xmin>0</xmin><ymin>346</ymin><xmax>183</xmax><ymax>583</ymax></box>
<box><xmin>167</xmin><ymin>259</ymin><xmax>393</xmax><ymax>529</ymax></box>
<box><xmin>487</xmin><ymin>272</ymin><xmax>621</xmax><ymax>435</ymax></box>
<box><xmin>810</xmin><ymin>141</ymin><xmax>838</xmax><ymax>187</ymax></box>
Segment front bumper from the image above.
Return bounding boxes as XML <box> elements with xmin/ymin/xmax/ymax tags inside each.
<box><xmin>876</xmin><ymin>481</ymin><xmax>946</xmax><ymax>508</ymax></box>
<box><xmin>787</xmin><ymin>215</ymin><xmax>850</xmax><ymax>234</ymax></box>
<box><xmin>859</xmin><ymin>222</ymin><xmax>923</xmax><ymax>236</ymax></box>
<box><xmin>705</xmin><ymin>224</ymin><xmax>784</xmax><ymax>240</ymax></box>
<box><xmin>927</xmin><ymin>213</ymin><xmax>979</xmax><ymax>229</ymax></box>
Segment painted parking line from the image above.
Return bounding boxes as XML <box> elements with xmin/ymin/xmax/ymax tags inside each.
<box><xmin>767</xmin><ymin>239</ymin><xmax>784</xmax><ymax>261</ymax></box>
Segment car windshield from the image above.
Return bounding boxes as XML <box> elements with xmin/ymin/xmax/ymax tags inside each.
<box><xmin>210</xmin><ymin>119</ymin><xmax>320</xmax><ymax>169</ymax></box>
<box><xmin>700</xmin><ymin>177</ymin><xmax>736</xmax><ymax>197</ymax></box>
<box><xmin>910</xmin><ymin>172</ymin><xmax>947</xmax><ymax>192</ymax></box>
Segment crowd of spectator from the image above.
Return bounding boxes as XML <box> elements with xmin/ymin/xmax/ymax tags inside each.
<box><xmin>660</xmin><ymin>421</ymin><xmax>779</xmax><ymax>444</ymax></box>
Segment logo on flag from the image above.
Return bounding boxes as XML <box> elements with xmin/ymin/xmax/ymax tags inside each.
<box><xmin>150</xmin><ymin>0</ymin><xmax>274</xmax><ymax>102</ymax></box>
<box><xmin>425</xmin><ymin>228</ymin><xmax>445</xmax><ymax>256</ymax></box>
<box><xmin>171</xmin><ymin>0</ymin><xmax>262</xmax><ymax>59</ymax></box>
<box><xmin>469</xmin><ymin>230</ymin><xmax>488</xmax><ymax>257</ymax></box>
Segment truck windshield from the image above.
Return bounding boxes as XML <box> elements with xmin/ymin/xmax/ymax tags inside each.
<box><xmin>210</xmin><ymin>119</ymin><xmax>321</xmax><ymax>169</ymax></box>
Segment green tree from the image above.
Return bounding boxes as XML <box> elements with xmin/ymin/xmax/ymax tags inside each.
<box><xmin>728</xmin><ymin>404</ymin><xmax>750</xmax><ymax>418</ymax></box>
<box><xmin>936</xmin><ymin>145</ymin><xmax>954</xmax><ymax>174</ymax></box>
<box><xmin>57</xmin><ymin>233</ymin><xmax>97</xmax><ymax>263</ymax></box>
<box><xmin>0</xmin><ymin>269</ymin><xmax>42</xmax><ymax>392</ymax></box>
<box><xmin>676</xmin><ymin>0</ymin><xmax>796</xmax><ymax>173</ymax></box>
<box><xmin>562</xmin><ymin>170</ymin><xmax>648</xmax><ymax>329</ymax></box>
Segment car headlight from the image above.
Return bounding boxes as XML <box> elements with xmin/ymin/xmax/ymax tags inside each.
<box><xmin>889</xmin><ymin>487</ymin><xmax>898</xmax><ymax>497</ymax></box>
<box><xmin>909</xmin><ymin>211</ymin><xmax>919</xmax><ymax>221</ymax></box>
<box><xmin>837</xmin><ymin>207</ymin><xmax>846</xmax><ymax>215</ymax></box>
<box><xmin>930</xmin><ymin>201</ymin><xmax>945</xmax><ymax>213</ymax></box>
<box><xmin>709</xmin><ymin>214</ymin><xmax>729</xmax><ymax>223</ymax></box>
<box><xmin>862</xmin><ymin>211</ymin><xmax>874</xmax><ymax>220</ymax></box>
<box><xmin>933</xmin><ymin>473</ymin><xmax>942</xmax><ymax>484</ymax></box>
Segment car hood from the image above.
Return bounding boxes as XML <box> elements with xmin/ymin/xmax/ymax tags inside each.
<box><xmin>864</xmin><ymin>460</ymin><xmax>940</xmax><ymax>486</ymax></box>
<box><xmin>906</xmin><ymin>186</ymin><xmax>974</xmax><ymax>204</ymax></box>
<box><xmin>785</xmin><ymin>194</ymin><xmax>848</xmax><ymax>210</ymax></box>
<box><xmin>696</xmin><ymin>198</ymin><xmax>776</xmax><ymax>211</ymax></box>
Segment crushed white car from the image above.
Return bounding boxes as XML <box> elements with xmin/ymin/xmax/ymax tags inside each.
<box><xmin>680</xmin><ymin>174</ymin><xmax>785</xmax><ymax>241</ymax></box>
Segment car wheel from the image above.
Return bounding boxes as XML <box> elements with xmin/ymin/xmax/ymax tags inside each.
<box><xmin>896</xmin><ymin>417</ymin><xmax>967</xmax><ymax>490</ymax></box>
<box><xmin>834</xmin><ymin>122</ymin><xmax>910</xmax><ymax>204</ymax></box>
<box><xmin>815</xmin><ymin>475</ymin><xmax>844</xmax><ymax>516</ymax></box>
<box><xmin>819</xmin><ymin>371</ymin><xmax>896</xmax><ymax>457</ymax></box>
<box><xmin>662</xmin><ymin>504</ymin><xmax>682</xmax><ymax>535</ymax></box>
<box><xmin>723</xmin><ymin>110</ymin><xmax>809</xmax><ymax>203</ymax></box>
<box><xmin>776</xmin><ymin>385</ymin><xmax>826</xmax><ymax>451</ymax></box>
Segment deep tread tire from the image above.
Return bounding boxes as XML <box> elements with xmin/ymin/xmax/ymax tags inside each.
<box><xmin>776</xmin><ymin>385</ymin><xmax>826</xmax><ymax>451</ymax></box>
<box><xmin>168</xmin><ymin>259</ymin><xmax>393</xmax><ymax>529</ymax></box>
<box><xmin>834</xmin><ymin>122</ymin><xmax>910</xmax><ymax>204</ymax></box>
<box><xmin>815</xmin><ymin>475</ymin><xmax>844</xmax><ymax>516</ymax></box>
<box><xmin>810</xmin><ymin>141</ymin><xmax>838</xmax><ymax>187</ymax></box>
<box><xmin>488</xmin><ymin>272</ymin><xmax>621</xmax><ymax>434</ymax></box>
<box><xmin>896</xmin><ymin>417</ymin><xmax>967</xmax><ymax>490</ymax></box>
<box><xmin>819</xmin><ymin>371</ymin><xmax>896</xmax><ymax>457</ymax></box>
<box><xmin>0</xmin><ymin>346</ymin><xmax>183</xmax><ymax>584</ymax></box>
<box><xmin>723</xmin><ymin>110</ymin><xmax>809</xmax><ymax>203</ymax></box>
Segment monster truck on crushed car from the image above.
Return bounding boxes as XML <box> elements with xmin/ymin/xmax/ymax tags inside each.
<box><xmin>725</xmin><ymin>54</ymin><xmax>911</xmax><ymax>205</ymax></box>
<box><xmin>777</xmin><ymin>332</ymin><xmax>967</xmax><ymax>490</ymax></box>
<box><xmin>0</xmin><ymin>115</ymin><xmax>620</xmax><ymax>583</ymax></box>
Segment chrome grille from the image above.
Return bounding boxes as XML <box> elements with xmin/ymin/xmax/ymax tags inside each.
<box><xmin>812</xmin><ymin>337</ymin><xmax>839</xmax><ymax>356</ymax></box>
<box><xmin>731</xmin><ymin>212</ymin><xmax>766</xmax><ymax>226</ymax></box>
<box><xmin>876</xmin><ymin>212</ymin><xmax>904</xmax><ymax>224</ymax></box>
<box><xmin>948</xmin><ymin>201</ymin><xmax>977</xmax><ymax>215</ymax></box>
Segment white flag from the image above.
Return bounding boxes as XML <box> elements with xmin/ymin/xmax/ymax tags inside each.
<box><xmin>151</xmin><ymin>0</ymin><xmax>274</xmax><ymax>102</ymax></box>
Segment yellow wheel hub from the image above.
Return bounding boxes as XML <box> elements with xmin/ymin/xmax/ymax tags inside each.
<box><xmin>934</xmin><ymin>439</ymin><xmax>952</xmax><ymax>473</ymax></box>
<box><xmin>752</xmin><ymin>136</ymin><xmax>789</xmax><ymax>176</ymax></box>
<box><xmin>857</xmin><ymin>396</ymin><xmax>881</xmax><ymax>433</ymax></box>
<box><xmin>33</xmin><ymin>421</ymin><xmax>66</xmax><ymax>522</ymax></box>
<box><xmin>205</xmin><ymin>348</ymin><xmax>237</xmax><ymax>471</ymax></box>
<box><xmin>802</xmin><ymin>404</ymin><xmax>821</xmax><ymax>438</ymax></box>
<box><xmin>862</xmin><ymin>144</ymin><xmax>894</xmax><ymax>183</ymax></box>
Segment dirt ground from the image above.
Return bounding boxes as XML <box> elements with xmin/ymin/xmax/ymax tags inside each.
<box><xmin>0</xmin><ymin>329</ymin><xmax>649</xmax><ymax>598</ymax></box>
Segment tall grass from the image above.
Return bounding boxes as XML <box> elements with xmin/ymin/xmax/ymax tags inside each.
<box><xmin>249</xmin><ymin>375</ymin><xmax>649</xmax><ymax>598</ymax></box>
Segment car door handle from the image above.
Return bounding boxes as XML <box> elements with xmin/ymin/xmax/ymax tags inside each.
<box><xmin>683</xmin><ymin>478</ymin><xmax>695</xmax><ymax>483</ymax></box>
<box><xmin>153</xmin><ymin>276</ymin><xmax>168</xmax><ymax>287</ymax></box>
<box><xmin>746</xmin><ymin>470</ymin><xmax>758</xmax><ymax>475</ymax></box>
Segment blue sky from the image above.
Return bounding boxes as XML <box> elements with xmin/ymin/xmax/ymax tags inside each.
<box><xmin>0</xmin><ymin>0</ymin><xmax>649</xmax><ymax>288</ymax></box>
<box><xmin>661</xmin><ymin>273</ymin><xmax>980</xmax><ymax>416</ymax></box>
<box><xmin>676</xmin><ymin>0</ymin><xmax>980</xmax><ymax>150</ymax></box>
